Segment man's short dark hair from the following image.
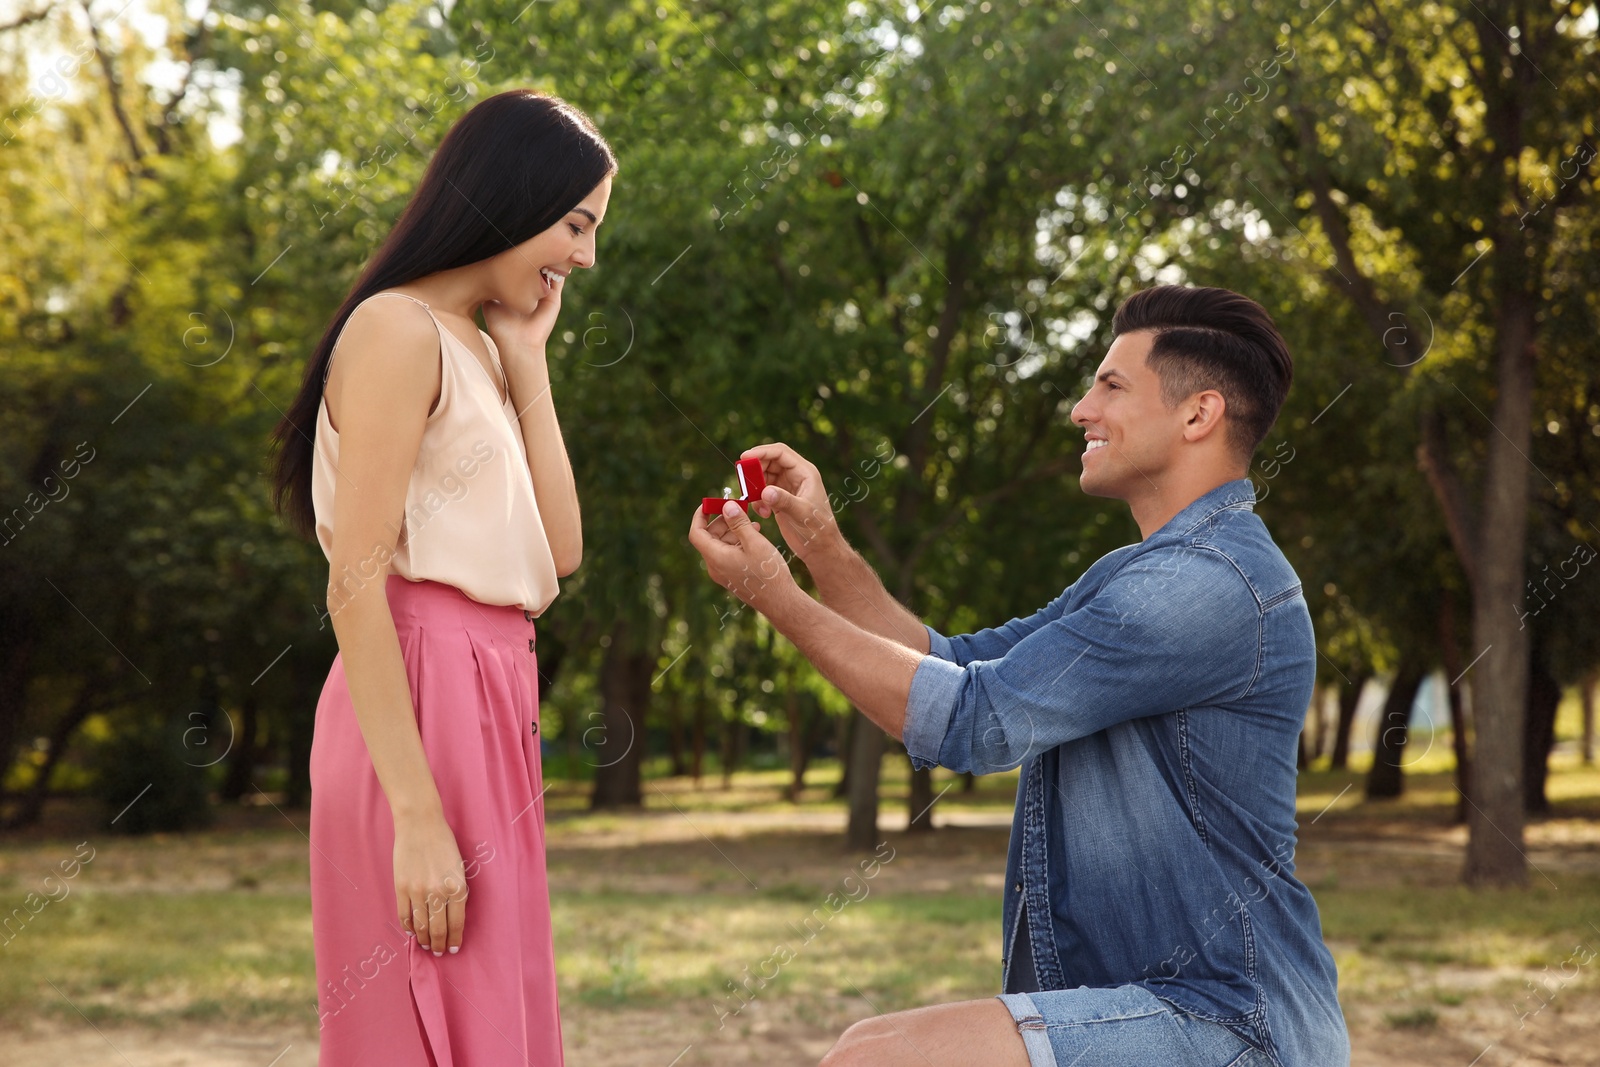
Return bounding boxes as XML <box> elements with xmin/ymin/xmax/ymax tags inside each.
<box><xmin>1111</xmin><ymin>285</ymin><xmax>1293</xmax><ymax>462</ymax></box>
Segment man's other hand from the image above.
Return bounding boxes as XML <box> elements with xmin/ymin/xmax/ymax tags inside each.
<box><xmin>739</xmin><ymin>442</ymin><xmax>842</xmax><ymax>563</ymax></box>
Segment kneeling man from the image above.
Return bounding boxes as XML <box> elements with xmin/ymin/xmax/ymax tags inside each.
<box><xmin>688</xmin><ymin>285</ymin><xmax>1349</xmax><ymax>1067</ymax></box>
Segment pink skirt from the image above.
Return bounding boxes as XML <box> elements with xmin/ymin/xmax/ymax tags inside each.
<box><xmin>309</xmin><ymin>574</ymin><xmax>563</xmax><ymax>1066</ymax></box>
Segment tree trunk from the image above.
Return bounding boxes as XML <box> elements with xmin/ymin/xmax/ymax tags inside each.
<box><xmin>1307</xmin><ymin>684</ymin><xmax>1330</xmax><ymax>765</ymax></box>
<box><xmin>1297</xmin><ymin>684</ymin><xmax>1317</xmax><ymax>769</ymax></box>
<box><xmin>720</xmin><ymin>711</ymin><xmax>744</xmax><ymax>790</ymax></box>
<box><xmin>1365</xmin><ymin>664</ymin><xmax>1425</xmax><ymax>800</ymax></box>
<box><xmin>1522</xmin><ymin>651</ymin><xmax>1560</xmax><ymax>816</ymax></box>
<box><xmin>665</xmin><ymin>693</ymin><xmax>687</xmax><ymax>778</ymax></box>
<box><xmin>4</xmin><ymin>674</ymin><xmax>102</xmax><ymax>830</ymax></box>
<box><xmin>786</xmin><ymin>687</ymin><xmax>813</xmax><ymax>802</ymax></box>
<box><xmin>1438</xmin><ymin>586</ymin><xmax>1471</xmax><ymax>824</ymax></box>
<box><xmin>590</xmin><ymin>623</ymin><xmax>650</xmax><ymax>809</ymax></box>
<box><xmin>785</xmin><ymin>684</ymin><xmax>801</xmax><ymax>801</ymax></box>
<box><xmin>1448</xmin><ymin>681</ymin><xmax>1471</xmax><ymax>825</ymax></box>
<box><xmin>833</xmin><ymin>707</ymin><xmax>854</xmax><ymax>799</ymax></box>
<box><xmin>845</xmin><ymin>710</ymin><xmax>884</xmax><ymax>851</ymax></box>
<box><xmin>564</xmin><ymin>697</ymin><xmax>582</xmax><ymax>783</ymax></box>
<box><xmin>283</xmin><ymin>652</ymin><xmax>321</xmax><ymax>809</ymax></box>
<box><xmin>533</xmin><ymin>625</ymin><xmax>567</xmax><ymax>705</ymax></box>
<box><xmin>691</xmin><ymin>699</ymin><xmax>706</xmax><ymax>786</ymax></box>
<box><xmin>0</xmin><ymin>621</ymin><xmax>38</xmax><ymax>818</ymax></box>
<box><xmin>221</xmin><ymin>689</ymin><xmax>260</xmax><ymax>802</ymax></box>
<box><xmin>1462</xmin><ymin>295</ymin><xmax>1537</xmax><ymax>887</ymax></box>
<box><xmin>1314</xmin><ymin>685</ymin><xmax>1333</xmax><ymax>762</ymax></box>
<box><xmin>0</xmin><ymin>437</ymin><xmax>62</xmax><ymax>801</ymax></box>
<box><xmin>907</xmin><ymin>761</ymin><xmax>935</xmax><ymax>834</ymax></box>
<box><xmin>1581</xmin><ymin>670</ymin><xmax>1595</xmax><ymax>766</ymax></box>
<box><xmin>1330</xmin><ymin>676</ymin><xmax>1366</xmax><ymax>770</ymax></box>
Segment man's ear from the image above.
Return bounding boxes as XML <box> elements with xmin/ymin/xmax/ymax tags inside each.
<box><xmin>1182</xmin><ymin>389</ymin><xmax>1227</xmax><ymax>444</ymax></box>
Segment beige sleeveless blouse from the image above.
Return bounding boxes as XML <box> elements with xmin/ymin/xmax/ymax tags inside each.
<box><xmin>311</xmin><ymin>291</ymin><xmax>561</xmax><ymax>617</ymax></box>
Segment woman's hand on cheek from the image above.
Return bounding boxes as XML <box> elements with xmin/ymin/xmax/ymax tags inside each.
<box><xmin>525</xmin><ymin>270</ymin><xmax>564</xmax><ymax>348</ymax></box>
<box><xmin>482</xmin><ymin>271</ymin><xmax>564</xmax><ymax>355</ymax></box>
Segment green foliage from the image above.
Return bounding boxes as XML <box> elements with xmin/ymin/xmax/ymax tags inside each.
<box><xmin>85</xmin><ymin>714</ymin><xmax>217</xmax><ymax>835</ymax></box>
<box><xmin>0</xmin><ymin>0</ymin><xmax>1595</xmax><ymax>834</ymax></box>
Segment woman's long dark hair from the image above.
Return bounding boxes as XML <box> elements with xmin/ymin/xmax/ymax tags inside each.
<box><xmin>269</xmin><ymin>89</ymin><xmax>618</xmax><ymax>540</ymax></box>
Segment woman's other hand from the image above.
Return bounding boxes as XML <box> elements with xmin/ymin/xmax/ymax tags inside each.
<box><xmin>393</xmin><ymin>810</ymin><xmax>469</xmax><ymax>956</ymax></box>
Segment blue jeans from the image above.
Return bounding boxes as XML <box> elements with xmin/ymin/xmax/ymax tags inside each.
<box><xmin>998</xmin><ymin>985</ymin><xmax>1273</xmax><ymax>1067</ymax></box>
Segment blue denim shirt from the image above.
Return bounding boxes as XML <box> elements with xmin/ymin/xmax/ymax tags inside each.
<box><xmin>904</xmin><ymin>479</ymin><xmax>1350</xmax><ymax>1067</ymax></box>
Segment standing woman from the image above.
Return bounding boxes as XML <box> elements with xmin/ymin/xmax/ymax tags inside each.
<box><xmin>268</xmin><ymin>89</ymin><xmax>616</xmax><ymax>1066</ymax></box>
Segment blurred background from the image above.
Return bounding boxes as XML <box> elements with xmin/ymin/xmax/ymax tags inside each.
<box><xmin>1</xmin><ymin>0</ymin><xmax>1597</xmax><ymax>1063</ymax></box>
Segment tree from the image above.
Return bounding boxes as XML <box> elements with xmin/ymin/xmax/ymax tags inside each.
<box><xmin>0</xmin><ymin>0</ymin><xmax>500</xmax><ymax>821</ymax></box>
<box><xmin>1098</xmin><ymin>0</ymin><xmax>1597</xmax><ymax>883</ymax></box>
<box><xmin>462</xmin><ymin>0</ymin><xmax>1140</xmax><ymax>839</ymax></box>
<box><xmin>1266</xmin><ymin>1</ymin><xmax>1596</xmax><ymax>883</ymax></box>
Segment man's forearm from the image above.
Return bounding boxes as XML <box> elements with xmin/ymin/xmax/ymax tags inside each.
<box><xmin>767</xmin><ymin>584</ymin><xmax>922</xmax><ymax>738</ymax></box>
<box><xmin>806</xmin><ymin>536</ymin><xmax>931</xmax><ymax>653</ymax></box>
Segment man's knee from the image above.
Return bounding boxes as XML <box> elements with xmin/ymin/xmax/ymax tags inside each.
<box><xmin>819</xmin><ymin>1016</ymin><xmax>903</xmax><ymax>1066</ymax></box>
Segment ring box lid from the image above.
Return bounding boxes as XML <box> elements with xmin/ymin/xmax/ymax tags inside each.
<box><xmin>702</xmin><ymin>458</ymin><xmax>767</xmax><ymax>517</ymax></box>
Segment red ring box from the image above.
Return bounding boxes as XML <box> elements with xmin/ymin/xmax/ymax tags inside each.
<box><xmin>702</xmin><ymin>458</ymin><xmax>767</xmax><ymax>519</ymax></box>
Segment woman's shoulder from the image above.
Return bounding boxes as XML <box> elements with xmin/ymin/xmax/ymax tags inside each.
<box><xmin>326</xmin><ymin>295</ymin><xmax>444</xmax><ymax>415</ymax></box>
<box><xmin>363</xmin><ymin>288</ymin><xmax>434</xmax><ymax>311</ymax></box>
<box><xmin>335</xmin><ymin>292</ymin><xmax>439</xmax><ymax>354</ymax></box>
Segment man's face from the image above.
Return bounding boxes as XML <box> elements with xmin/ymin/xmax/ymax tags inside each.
<box><xmin>1070</xmin><ymin>330</ymin><xmax>1186</xmax><ymax>500</ymax></box>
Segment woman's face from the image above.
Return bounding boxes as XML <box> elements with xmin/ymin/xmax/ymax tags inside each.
<box><xmin>494</xmin><ymin>174</ymin><xmax>613</xmax><ymax>312</ymax></box>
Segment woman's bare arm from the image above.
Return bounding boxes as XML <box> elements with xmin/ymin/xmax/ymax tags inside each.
<box><xmin>500</xmin><ymin>340</ymin><xmax>583</xmax><ymax>576</ymax></box>
<box><xmin>324</xmin><ymin>300</ymin><xmax>443</xmax><ymax>816</ymax></box>
<box><xmin>322</xmin><ymin>300</ymin><xmax>468</xmax><ymax>955</ymax></box>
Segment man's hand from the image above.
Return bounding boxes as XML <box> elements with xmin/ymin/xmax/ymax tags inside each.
<box><xmin>688</xmin><ymin>499</ymin><xmax>801</xmax><ymax>613</ymax></box>
<box><xmin>740</xmin><ymin>442</ymin><xmax>842</xmax><ymax>563</ymax></box>
<box><xmin>688</xmin><ymin>497</ymin><xmax>920</xmax><ymax>742</ymax></box>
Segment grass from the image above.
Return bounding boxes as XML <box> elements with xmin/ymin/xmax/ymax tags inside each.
<box><xmin>1382</xmin><ymin>1006</ymin><xmax>1439</xmax><ymax>1029</ymax></box>
<box><xmin>2</xmin><ymin>751</ymin><xmax>1598</xmax><ymax>1062</ymax></box>
<box><xmin>555</xmin><ymin>891</ymin><xmax>999</xmax><ymax>1012</ymax></box>
<box><xmin>0</xmin><ymin>890</ymin><xmax>314</xmax><ymax>1026</ymax></box>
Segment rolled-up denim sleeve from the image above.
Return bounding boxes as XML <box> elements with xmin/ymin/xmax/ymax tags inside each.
<box><xmin>904</xmin><ymin>547</ymin><xmax>1259</xmax><ymax>774</ymax></box>
<box><xmin>924</xmin><ymin>624</ymin><xmax>957</xmax><ymax>661</ymax></box>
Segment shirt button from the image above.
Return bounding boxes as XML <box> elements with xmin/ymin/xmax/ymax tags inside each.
<box><xmin>531</xmin><ymin>721</ymin><xmax>538</xmax><ymax>734</ymax></box>
<box><xmin>528</xmin><ymin>638</ymin><xmax>536</xmax><ymax>653</ymax></box>
<box><xmin>1014</xmin><ymin>883</ymin><xmax>1022</xmax><ymax>893</ymax></box>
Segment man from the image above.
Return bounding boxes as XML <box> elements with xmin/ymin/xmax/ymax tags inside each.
<box><xmin>688</xmin><ymin>285</ymin><xmax>1349</xmax><ymax>1067</ymax></box>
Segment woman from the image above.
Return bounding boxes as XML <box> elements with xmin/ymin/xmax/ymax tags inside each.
<box><xmin>268</xmin><ymin>89</ymin><xmax>616</xmax><ymax>1066</ymax></box>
